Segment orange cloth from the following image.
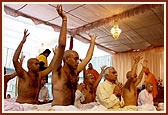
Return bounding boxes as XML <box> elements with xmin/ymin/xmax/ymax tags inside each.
<box><xmin>86</xmin><ymin>69</ymin><xmax>99</xmax><ymax>82</ymax></box>
<box><xmin>86</xmin><ymin>69</ymin><xmax>99</xmax><ymax>100</ymax></box>
<box><xmin>144</xmin><ymin>68</ymin><xmax>158</xmax><ymax>99</ymax></box>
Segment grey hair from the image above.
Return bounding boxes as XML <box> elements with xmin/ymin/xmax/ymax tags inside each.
<box><xmin>145</xmin><ymin>82</ymin><xmax>153</xmax><ymax>88</ymax></box>
<box><xmin>104</xmin><ymin>67</ymin><xmax>110</xmax><ymax>75</ymax></box>
<box><xmin>103</xmin><ymin>66</ymin><xmax>115</xmax><ymax>77</ymax></box>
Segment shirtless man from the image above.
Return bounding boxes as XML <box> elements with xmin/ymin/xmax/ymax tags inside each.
<box><xmin>123</xmin><ymin>56</ymin><xmax>147</xmax><ymax>106</ymax></box>
<box><xmin>52</xmin><ymin>5</ymin><xmax>97</xmax><ymax>106</ymax></box>
<box><xmin>4</xmin><ymin>55</ymin><xmax>25</xmax><ymax>99</ymax></box>
<box><xmin>75</xmin><ymin>65</ymin><xmax>106</xmax><ymax>106</ymax></box>
<box><xmin>13</xmin><ymin>29</ymin><xmax>57</xmax><ymax>104</ymax></box>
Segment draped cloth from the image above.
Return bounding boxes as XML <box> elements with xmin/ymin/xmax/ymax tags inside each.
<box><xmin>86</xmin><ymin>69</ymin><xmax>99</xmax><ymax>82</ymax></box>
<box><xmin>144</xmin><ymin>68</ymin><xmax>158</xmax><ymax>99</ymax></box>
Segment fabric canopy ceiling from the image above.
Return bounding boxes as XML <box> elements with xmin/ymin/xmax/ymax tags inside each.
<box><xmin>4</xmin><ymin>3</ymin><xmax>164</xmax><ymax>54</ymax></box>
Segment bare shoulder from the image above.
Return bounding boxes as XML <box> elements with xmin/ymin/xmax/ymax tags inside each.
<box><xmin>21</xmin><ymin>71</ymin><xmax>33</xmax><ymax>80</ymax></box>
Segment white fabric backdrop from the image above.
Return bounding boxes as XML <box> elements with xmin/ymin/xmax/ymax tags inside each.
<box><xmin>112</xmin><ymin>47</ymin><xmax>164</xmax><ymax>87</ymax></box>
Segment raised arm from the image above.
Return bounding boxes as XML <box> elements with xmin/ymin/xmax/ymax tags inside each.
<box><xmin>78</xmin><ymin>59</ymin><xmax>86</xmax><ymax>80</ymax></box>
<box><xmin>130</xmin><ymin>56</ymin><xmax>143</xmax><ymax>78</ymax></box>
<box><xmin>19</xmin><ymin>54</ymin><xmax>25</xmax><ymax>65</ymax></box>
<box><xmin>52</xmin><ymin>4</ymin><xmax>67</xmax><ymax>72</ymax></box>
<box><xmin>134</xmin><ymin>60</ymin><xmax>148</xmax><ymax>86</ymax></box>
<box><xmin>13</xmin><ymin>29</ymin><xmax>29</xmax><ymax>77</ymax></box>
<box><xmin>93</xmin><ymin>65</ymin><xmax>106</xmax><ymax>89</ymax></box>
<box><xmin>124</xmin><ymin>56</ymin><xmax>142</xmax><ymax>89</ymax></box>
<box><xmin>5</xmin><ymin>54</ymin><xmax>25</xmax><ymax>81</ymax></box>
<box><xmin>77</xmin><ymin>34</ymin><xmax>97</xmax><ymax>73</ymax></box>
<box><xmin>4</xmin><ymin>72</ymin><xmax>17</xmax><ymax>82</ymax></box>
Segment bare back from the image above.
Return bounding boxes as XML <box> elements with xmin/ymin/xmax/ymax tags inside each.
<box><xmin>52</xmin><ymin>68</ymin><xmax>78</xmax><ymax>106</ymax></box>
<box><xmin>16</xmin><ymin>71</ymin><xmax>40</xmax><ymax>104</ymax></box>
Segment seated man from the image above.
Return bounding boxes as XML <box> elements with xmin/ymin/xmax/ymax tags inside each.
<box><xmin>52</xmin><ymin>5</ymin><xmax>97</xmax><ymax>106</ymax></box>
<box><xmin>74</xmin><ymin>65</ymin><xmax>106</xmax><ymax>108</ymax></box>
<box><xmin>122</xmin><ymin>57</ymin><xmax>148</xmax><ymax>106</ymax></box>
<box><xmin>137</xmin><ymin>83</ymin><xmax>154</xmax><ymax>106</ymax></box>
<box><xmin>13</xmin><ymin>29</ymin><xmax>57</xmax><ymax>104</ymax></box>
<box><xmin>144</xmin><ymin>67</ymin><xmax>158</xmax><ymax>100</ymax></box>
<box><xmin>96</xmin><ymin>66</ymin><xmax>124</xmax><ymax>110</ymax></box>
<box><xmin>38</xmin><ymin>76</ymin><xmax>50</xmax><ymax>104</ymax></box>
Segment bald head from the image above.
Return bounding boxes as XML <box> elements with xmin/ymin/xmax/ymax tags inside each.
<box><xmin>64</xmin><ymin>50</ymin><xmax>78</xmax><ymax>57</ymax></box>
<box><xmin>126</xmin><ymin>71</ymin><xmax>131</xmax><ymax>79</ymax></box>
<box><xmin>126</xmin><ymin>71</ymin><xmax>137</xmax><ymax>80</ymax></box>
<box><xmin>63</xmin><ymin>50</ymin><xmax>79</xmax><ymax>62</ymax></box>
<box><xmin>27</xmin><ymin>58</ymin><xmax>39</xmax><ymax>69</ymax></box>
<box><xmin>84</xmin><ymin>73</ymin><xmax>94</xmax><ymax>84</ymax></box>
<box><xmin>85</xmin><ymin>73</ymin><xmax>93</xmax><ymax>80</ymax></box>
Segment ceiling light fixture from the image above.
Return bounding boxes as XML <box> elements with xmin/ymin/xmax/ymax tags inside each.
<box><xmin>111</xmin><ymin>19</ymin><xmax>121</xmax><ymax>40</ymax></box>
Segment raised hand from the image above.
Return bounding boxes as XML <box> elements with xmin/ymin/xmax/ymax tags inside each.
<box><xmin>100</xmin><ymin>65</ymin><xmax>106</xmax><ymax>72</ymax></box>
<box><xmin>52</xmin><ymin>45</ymin><xmax>58</xmax><ymax>54</ymax></box>
<box><xmin>87</xmin><ymin>33</ymin><xmax>97</xmax><ymax>42</ymax></box>
<box><xmin>19</xmin><ymin>54</ymin><xmax>25</xmax><ymax>65</ymax></box>
<box><xmin>56</xmin><ymin>4</ymin><xmax>67</xmax><ymax>19</ymax></box>
<box><xmin>133</xmin><ymin>55</ymin><xmax>143</xmax><ymax>64</ymax></box>
<box><xmin>22</xmin><ymin>29</ymin><xmax>30</xmax><ymax>43</ymax></box>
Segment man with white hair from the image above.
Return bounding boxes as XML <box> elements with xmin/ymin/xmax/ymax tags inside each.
<box><xmin>137</xmin><ymin>83</ymin><xmax>154</xmax><ymax>106</ymax></box>
<box><xmin>96</xmin><ymin>66</ymin><xmax>124</xmax><ymax>109</ymax></box>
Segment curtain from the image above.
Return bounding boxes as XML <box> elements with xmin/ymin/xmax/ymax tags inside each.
<box><xmin>112</xmin><ymin>47</ymin><xmax>164</xmax><ymax>87</ymax></box>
